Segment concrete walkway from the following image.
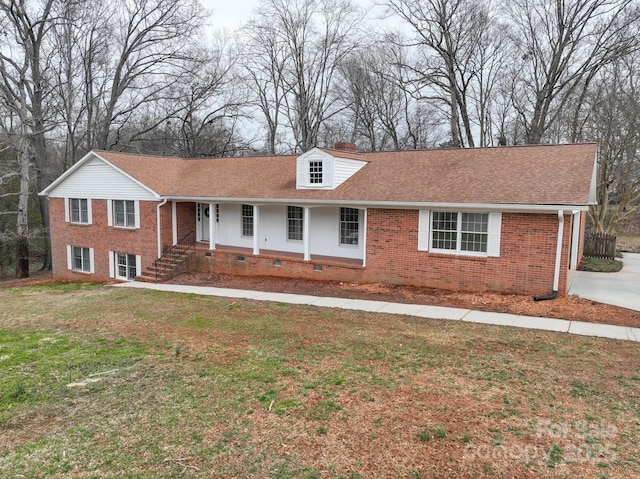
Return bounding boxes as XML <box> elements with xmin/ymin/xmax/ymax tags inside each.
<box><xmin>115</xmin><ymin>281</ymin><xmax>640</xmax><ymax>343</ymax></box>
<box><xmin>569</xmin><ymin>252</ymin><xmax>640</xmax><ymax>312</ymax></box>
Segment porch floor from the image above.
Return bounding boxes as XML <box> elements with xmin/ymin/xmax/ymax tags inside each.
<box><xmin>194</xmin><ymin>242</ymin><xmax>364</xmax><ymax>269</ymax></box>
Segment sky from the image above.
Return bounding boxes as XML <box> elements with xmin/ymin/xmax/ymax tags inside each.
<box><xmin>200</xmin><ymin>0</ymin><xmax>262</xmax><ymax>30</ymax></box>
<box><xmin>199</xmin><ymin>0</ymin><xmax>381</xmax><ymax>32</ymax></box>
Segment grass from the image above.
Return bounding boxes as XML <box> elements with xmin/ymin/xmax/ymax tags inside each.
<box><xmin>578</xmin><ymin>256</ymin><xmax>623</xmax><ymax>272</ymax></box>
<box><xmin>617</xmin><ymin>234</ymin><xmax>640</xmax><ymax>253</ymax></box>
<box><xmin>0</xmin><ymin>283</ymin><xmax>639</xmax><ymax>478</ymax></box>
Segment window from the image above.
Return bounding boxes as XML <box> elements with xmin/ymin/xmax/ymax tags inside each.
<box><xmin>460</xmin><ymin>213</ymin><xmax>488</xmax><ymax>253</ymax></box>
<box><xmin>431</xmin><ymin>212</ymin><xmax>458</xmax><ymax>250</ymax></box>
<box><xmin>287</xmin><ymin>206</ymin><xmax>304</xmax><ymax>241</ymax></box>
<box><xmin>72</xmin><ymin>246</ymin><xmax>91</xmax><ymax>272</ymax></box>
<box><xmin>430</xmin><ymin>212</ymin><xmax>489</xmax><ymax>254</ymax></box>
<box><xmin>241</xmin><ymin>204</ymin><xmax>254</xmax><ymax>237</ymax></box>
<box><xmin>70</xmin><ymin>198</ymin><xmax>89</xmax><ymax>223</ymax></box>
<box><xmin>309</xmin><ymin>161</ymin><xmax>323</xmax><ymax>184</ymax></box>
<box><xmin>340</xmin><ymin>207</ymin><xmax>359</xmax><ymax>245</ymax></box>
<box><xmin>113</xmin><ymin>200</ymin><xmax>136</xmax><ymax>228</ymax></box>
<box><xmin>117</xmin><ymin>253</ymin><xmax>137</xmax><ymax>280</ymax></box>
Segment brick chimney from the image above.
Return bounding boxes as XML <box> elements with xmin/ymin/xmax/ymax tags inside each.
<box><xmin>334</xmin><ymin>142</ymin><xmax>358</xmax><ymax>153</ymax></box>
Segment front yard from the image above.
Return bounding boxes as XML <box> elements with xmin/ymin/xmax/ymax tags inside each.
<box><xmin>0</xmin><ymin>283</ymin><xmax>638</xmax><ymax>478</ymax></box>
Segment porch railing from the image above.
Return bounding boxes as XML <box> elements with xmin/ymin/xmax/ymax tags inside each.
<box><xmin>153</xmin><ymin>230</ymin><xmax>196</xmax><ymax>281</ymax></box>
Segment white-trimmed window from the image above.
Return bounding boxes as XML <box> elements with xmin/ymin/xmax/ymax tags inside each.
<box><xmin>287</xmin><ymin>206</ymin><xmax>303</xmax><ymax>241</ymax></box>
<box><xmin>241</xmin><ymin>204</ymin><xmax>254</xmax><ymax>237</ymax></box>
<box><xmin>108</xmin><ymin>251</ymin><xmax>141</xmax><ymax>280</ymax></box>
<box><xmin>418</xmin><ymin>210</ymin><xmax>501</xmax><ymax>257</ymax></box>
<box><xmin>117</xmin><ymin>253</ymin><xmax>137</xmax><ymax>280</ymax></box>
<box><xmin>309</xmin><ymin>161</ymin><xmax>323</xmax><ymax>184</ymax></box>
<box><xmin>340</xmin><ymin>207</ymin><xmax>359</xmax><ymax>245</ymax></box>
<box><xmin>108</xmin><ymin>200</ymin><xmax>140</xmax><ymax>228</ymax></box>
<box><xmin>67</xmin><ymin>245</ymin><xmax>94</xmax><ymax>273</ymax></box>
<box><xmin>65</xmin><ymin>198</ymin><xmax>92</xmax><ymax>224</ymax></box>
<box><xmin>114</xmin><ymin>200</ymin><xmax>135</xmax><ymax>227</ymax></box>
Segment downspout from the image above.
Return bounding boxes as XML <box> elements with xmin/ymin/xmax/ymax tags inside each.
<box><xmin>534</xmin><ymin>210</ymin><xmax>563</xmax><ymax>301</ymax></box>
<box><xmin>156</xmin><ymin>199</ymin><xmax>168</xmax><ymax>258</ymax></box>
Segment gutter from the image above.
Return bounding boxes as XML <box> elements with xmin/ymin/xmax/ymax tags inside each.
<box><xmin>534</xmin><ymin>210</ymin><xmax>564</xmax><ymax>301</ymax></box>
<box><xmin>162</xmin><ymin>196</ymin><xmax>588</xmax><ymax>214</ymax></box>
<box><xmin>156</xmin><ymin>199</ymin><xmax>168</xmax><ymax>258</ymax></box>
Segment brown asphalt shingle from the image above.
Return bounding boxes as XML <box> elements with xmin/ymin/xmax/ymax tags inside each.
<box><xmin>96</xmin><ymin>143</ymin><xmax>597</xmax><ymax>206</ymax></box>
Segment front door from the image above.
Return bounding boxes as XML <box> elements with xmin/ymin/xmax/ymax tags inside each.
<box><xmin>197</xmin><ymin>203</ymin><xmax>210</xmax><ymax>242</ymax></box>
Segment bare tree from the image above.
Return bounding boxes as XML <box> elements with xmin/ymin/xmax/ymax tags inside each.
<box><xmin>0</xmin><ymin>0</ymin><xmax>57</xmax><ymax>276</ymax></box>
<box><xmin>579</xmin><ymin>58</ymin><xmax>640</xmax><ymax>233</ymax></box>
<box><xmin>385</xmin><ymin>0</ymin><xmax>494</xmax><ymax>147</ymax></box>
<box><xmin>507</xmin><ymin>0</ymin><xmax>640</xmax><ymax>144</ymax></box>
<box><xmin>242</xmin><ymin>0</ymin><xmax>362</xmax><ymax>153</ymax></box>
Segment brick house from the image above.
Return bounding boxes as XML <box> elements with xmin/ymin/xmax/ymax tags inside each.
<box><xmin>40</xmin><ymin>143</ymin><xmax>597</xmax><ymax>296</ymax></box>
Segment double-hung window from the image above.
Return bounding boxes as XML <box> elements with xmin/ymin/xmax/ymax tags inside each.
<box><xmin>241</xmin><ymin>204</ymin><xmax>254</xmax><ymax>237</ymax></box>
<box><xmin>68</xmin><ymin>245</ymin><xmax>93</xmax><ymax>273</ymax></box>
<box><xmin>419</xmin><ymin>210</ymin><xmax>501</xmax><ymax>256</ymax></box>
<box><xmin>70</xmin><ymin>198</ymin><xmax>89</xmax><ymax>223</ymax></box>
<box><xmin>287</xmin><ymin>206</ymin><xmax>304</xmax><ymax>241</ymax></box>
<box><xmin>113</xmin><ymin>200</ymin><xmax>136</xmax><ymax>228</ymax></box>
<box><xmin>431</xmin><ymin>212</ymin><xmax>488</xmax><ymax>253</ymax></box>
<box><xmin>339</xmin><ymin>207</ymin><xmax>359</xmax><ymax>245</ymax></box>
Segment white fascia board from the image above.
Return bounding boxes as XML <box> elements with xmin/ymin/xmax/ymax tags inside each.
<box><xmin>588</xmin><ymin>152</ymin><xmax>598</xmax><ymax>205</ymax></box>
<box><xmin>164</xmin><ymin>196</ymin><xmax>589</xmax><ymax>213</ymax></box>
<box><xmin>296</xmin><ymin>147</ymin><xmax>334</xmax><ymax>162</ymax></box>
<box><xmin>40</xmin><ymin>150</ymin><xmax>161</xmax><ymax>199</ymax></box>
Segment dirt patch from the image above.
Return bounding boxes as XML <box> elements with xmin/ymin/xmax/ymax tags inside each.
<box><xmin>167</xmin><ymin>271</ymin><xmax>640</xmax><ymax>328</ymax></box>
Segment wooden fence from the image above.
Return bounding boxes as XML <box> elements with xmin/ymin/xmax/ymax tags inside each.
<box><xmin>583</xmin><ymin>231</ymin><xmax>617</xmax><ymax>260</ymax></box>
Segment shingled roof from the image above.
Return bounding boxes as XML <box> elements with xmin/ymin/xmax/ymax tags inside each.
<box><xmin>92</xmin><ymin>143</ymin><xmax>597</xmax><ymax>207</ymax></box>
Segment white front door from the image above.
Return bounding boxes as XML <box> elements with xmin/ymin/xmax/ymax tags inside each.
<box><xmin>197</xmin><ymin>203</ymin><xmax>210</xmax><ymax>242</ymax></box>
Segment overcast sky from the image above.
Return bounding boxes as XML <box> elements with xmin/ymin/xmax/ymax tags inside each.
<box><xmin>199</xmin><ymin>0</ymin><xmax>383</xmax><ymax>32</ymax></box>
<box><xmin>201</xmin><ymin>0</ymin><xmax>261</xmax><ymax>30</ymax></box>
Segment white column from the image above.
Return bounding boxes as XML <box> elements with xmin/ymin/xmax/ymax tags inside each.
<box><xmin>171</xmin><ymin>201</ymin><xmax>177</xmax><ymax>245</ymax></box>
<box><xmin>253</xmin><ymin>205</ymin><xmax>260</xmax><ymax>255</ymax></box>
<box><xmin>209</xmin><ymin>202</ymin><xmax>216</xmax><ymax>250</ymax></box>
<box><xmin>303</xmin><ymin>207</ymin><xmax>310</xmax><ymax>261</ymax></box>
<box><xmin>362</xmin><ymin>208</ymin><xmax>367</xmax><ymax>267</ymax></box>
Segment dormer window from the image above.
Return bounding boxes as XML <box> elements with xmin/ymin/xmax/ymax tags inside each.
<box><xmin>309</xmin><ymin>161</ymin><xmax>323</xmax><ymax>184</ymax></box>
<box><xmin>296</xmin><ymin>147</ymin><xmax>367</xmax><ymax>190</ymax></box>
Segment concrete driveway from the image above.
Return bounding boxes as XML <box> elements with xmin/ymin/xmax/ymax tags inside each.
<box><xmin>569</xmin><ymin>252</ymin><xmax>640</xmax><ymax>312</ymax></box>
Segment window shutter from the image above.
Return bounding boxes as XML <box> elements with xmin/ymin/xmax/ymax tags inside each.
<box><xmin>134</xmin><ymin>200</ymin><xmax>141</xmax><ymax>229</ymax></box>
<box><xmin>297</xmin><ymin>167</ymin><xmax>306</xmax><ymax>188</ymax></box>
<box><xmin>487</xmin><ymin>212</ymin><xmax>502</xmax><ymax>257</ymax></box>
<box><xmin>89</xmin><ymin>248</ymin><xmax>95</xmax><ymax>274</ymax></box>
<box><xmin>108</xmin><ymin>251</ymin><xmax>115</xmax><ymax>278</ymax></box>
<box><xmin>64</xmin><ymin>198</ymin><xmax>70</xmax><ymax>223</ymax></box>
<box><xmin>417</xmin><ymin>210</ymin><xmax>430</xmax><ymax>251</ymax></box>
<box><xmin>87</xmin><ymin>199</ymin><xmax>93</xmax><ymax>225</ymax></box>
<box><xmin>107</xmin><ymin>200</ymin><xmax>113</xmax><ymax>226</ymax></box>
<box><xmin>67</xmin><ymin>245</ymin><xmax>72</xmax><ymax>270</ymax></box>
<box><xmin>136</xmin><ymin>255</ymin><xmax>142</xmax><ymax>279</ymax></box>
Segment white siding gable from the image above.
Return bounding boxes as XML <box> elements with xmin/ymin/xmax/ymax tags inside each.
<box><xmin>45</xmin><ymin>155</ymin><xmax>158</xmax><ymax>200</ymax></box>
<box><xmin>296</xmin><ymin>148</ymin><xmax>367</xmax><ymax>190</ymax></box>
<box><xmin>333</xmin><ymin>157</ymin><xmax>368</xmax><ymax>187</ymax></box>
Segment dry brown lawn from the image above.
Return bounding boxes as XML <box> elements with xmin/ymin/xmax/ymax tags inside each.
<box><xmin>0</xmin><ymin>282</ymin><xmax>638</xmax><ymax>478</ymax></box>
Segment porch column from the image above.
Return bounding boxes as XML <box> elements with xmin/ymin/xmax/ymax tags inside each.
<box><xmin>253</xmin><ymin>205</ymin><xmax>260</xmax><ymax>255</ymax></box>
<box><xmin>303</xmin><ymin>207</ymin><xmax>310</xmax><ymax>261</ymax></box>
<box><xmin>362</xmin><ymin>208</ymin><xmax>367</xmax><ymax>267</ymax></box>
<box><xmin>171</xmin><ymin>201</ymin><xmax>177</xmax><ymax>245</ymax></box>
<box><xmin>209</xmin><ymin>202</ymin><xmax>216</xmax><ymax>250</ymax></box>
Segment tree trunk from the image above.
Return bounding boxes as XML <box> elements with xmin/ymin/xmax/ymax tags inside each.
<box><xmin>15</xmin><ymin>235</ymin><xmax>29</xmax><ymax>278</ymax></box>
